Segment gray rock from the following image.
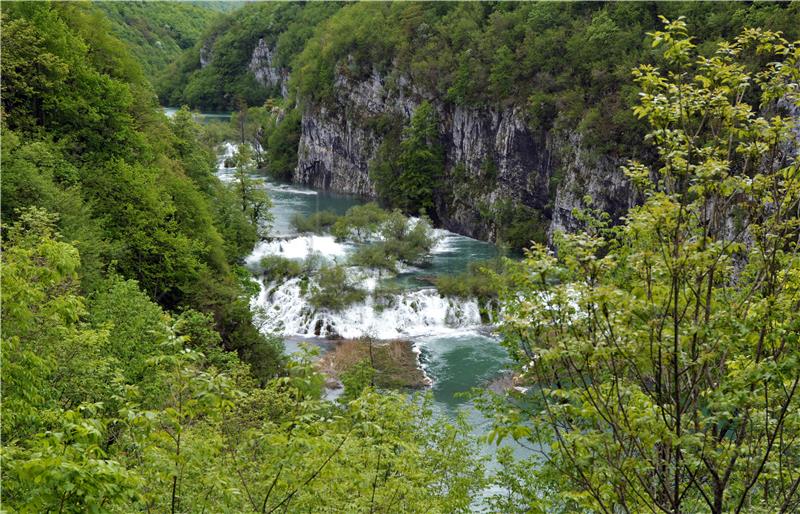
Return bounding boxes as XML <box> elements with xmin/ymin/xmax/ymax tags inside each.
<box><xmin>292</xmin><ymin>68</ymin><xmax>638</xmax><ymax>243</ymax></box>
<box><xmin>249</xmin><ymin>38</ymin><xmax>289</xmax><ymax>96</ymax></box>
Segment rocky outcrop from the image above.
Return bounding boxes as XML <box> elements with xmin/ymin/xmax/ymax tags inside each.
<box><xmin>293</xmin><ymin>68</ymin><xmax>637</xmax><ymax>242</ymax></box>
<box><xmin>199</xmin><ymin>42</ymin><xmax>212</xmax><ymax>68</ymax></box>
<box><xmin>547</xmin><ymin>132</ymin><xmax>635</xmax><ymax>238</ymax></box>
<box><xmin>249</xmin><ymin>38</ymin><xmax>289</xmax><ymax>97</ymax></box>
<box><xmin>294</xmin><ymin>105</ymin><xmax>378</xmax><ymax>196</ymax></box>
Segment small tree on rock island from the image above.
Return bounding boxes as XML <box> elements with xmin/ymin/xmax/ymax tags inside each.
<box><xmin>485</xmin><ymin>19</ymin><xmax>800</xmax><ymax>514</ymax></box>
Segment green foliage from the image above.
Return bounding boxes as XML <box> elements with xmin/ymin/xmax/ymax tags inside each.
<box><xmin>291</xmin><ymin>209</ymin><xmax>338</xmax><ymax>234</ymax></box>
<box><xmin>493</xmin><ymin>201</ymin><xmax>548</xmax><ymax>251</ymax></box>
<box><xmin>381</xmin><ymin>211</ymin><xmax>438</xmax><ymax>265</ymax></box>
<box><xmin>309</xmin><ymin>265</ymin><xmax>367</xmax><ymax>311</ymax></box>
<box><xmin>4</xmin><ymin>218</ymin><xmax>484</xmax><ymax>512</ymax></box>
<box><xmin>1</xmin><ymin>1</ymin><xmax>281</xmax><ymax>383</ymax></box>
<box><xmin>231</xmin><ymin>144</ymin><xmax>273</xmax><ymax>235</ymax></box>
<box><xmin>159</xmin><ymin>2</ymin><xmax>342</xmax><ymax>110</ymax></box>
<box><xmin>88</xmin><ymin>275</ymin><xmax>170</xmax><ymax>401</ymax></box>
<box><xmin>227</xmin><ymin>102</ymin><xmax>301</xmax><ymax>179</ymax></box>
<box><xmin>489</xmin><ymin>45</ymin><xmax>515</xmax><ymax>99</ymax></box>
<box><xmin>331</xmin><ymin>202</ymin><xmax>390</xmax><ymax>241</ymax></box>
<box><xmin>291</xmin><ymin>2</ymin><xmax>798</xmax><ymax>155</ymax></box>
<box><xmin>349</xmin><ymin>243</ymin><xmax>397</xmax><ymax>272</ymax></box>
<box><xmin>344</xmin><ymin>210</ymin><xmax>437</xmax><ymax>271</ymax></box>
<box><xmin>259</xmin><ymin>255</ymin><xmax>304</xmax><ymax>282</ymax></box>
<box><xmin>96</xmin><ymin>1</ymin><xmax>220</xmax><ymax>78</ymax></box>
<box><xmin>433</xmin><ymin>258</ymin><xmax>506</xmax><ymax>300</ymax></box>
<box><xmin>371</xmin><ymin>101</ymin><xmax>444</xmax><ymax>214</ymax></box>
<box><xmin>1</xmin><ymin>209</ymin><xmax>111</xmax><ymax>440</ymax></box>
<box><xmin>339</xmin><ymin>360</ymin><xmax>376</xmax><ymax>403</ymax></box>
<box><xmin>2</xmin><ymin>6</ymin><xmax>487</xmax><ymax>513</ymax></box>
<box><xmin>265</xmin><ymin>107</ymin><xmax>302</xmax><ymax>180</ymax></box>
<box><xmin>486</xmin><ymin>23</ymin><xmax>800</xmax><ymax>513</ymax></box>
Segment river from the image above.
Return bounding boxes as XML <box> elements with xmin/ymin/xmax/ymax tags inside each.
<box><xmin>216</xmin><ymin>142</ymin><xmax>511</xmax><ymax>408</ymax></box>
<box><xmin>212</xmin><ymin>137</ymin><xmax>529</xmax><ymax>502</ymax></box>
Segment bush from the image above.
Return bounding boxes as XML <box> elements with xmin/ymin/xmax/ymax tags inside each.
<box><xmin>260</xmin><ymin>255</ymin><xmax>303</xmax><ymax>281</ymax></box>
<box><xmin>266</xmin><ymin>108</ymin><xmax>301</xmax><ymax>180</ymax></box>
<box><xmin>492</xmin><ymin>201</ymin><xmax>548</xmax><ymax>251</ymax></box>
<box><xmin>380</xmin><ymin>212</ymin><xmax>436</xmax><ymax>265</ymax></box>
<box><xmin>331</xmin><ymin>202</ymin><xmax>389</xmax><ymax>241</ymax></box>
<box><xmin>349</xmin><ymin>243</ymin><xmax>396</xmax><ymax>271</ymax></box>
<box><xmin>309</xmin><ymin>265</ymin><xmax>366</xmax><ymax>311</ymax></box>
<box><xmin>433</xmin><ymin>258</ymin><xmax>505</xmax><ymax>300</ymax></box>
<box><xmin>291</xmin><ymin>210</ymin><xmax>339</xmax><ymax>234</ymax></box>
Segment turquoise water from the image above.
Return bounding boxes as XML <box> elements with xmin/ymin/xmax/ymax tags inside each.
<box><xmin>266</xmin><ymin>178</ymin><xmax>364</xmax><ymax>236</ymax></box>
<box><xmin>213</xmin><ymin>135</ymin><xmax>528</xmax><ymax>486</ymax></box>
<box><xmin>163</xmin><ymin>106</ymin><xmax>232</xmax><ymax>124</ymax></box>
<box><xmin>257</xmin><ymin>174</ymin><xmax>510</xmax><ymax>413</ymax></box>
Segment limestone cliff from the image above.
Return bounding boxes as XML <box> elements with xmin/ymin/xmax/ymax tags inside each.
<box><xmin>292</xmin><ymin>68</ymin><xmax>637</xmax><ymax>242</ymax></box>
<box><xmin>249</xmin><ymin>38</ymin><xmax>289</xmax><ymax>97</ymax></box>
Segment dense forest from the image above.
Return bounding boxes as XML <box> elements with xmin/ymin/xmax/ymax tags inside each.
<box><xmin>2</xmin><ymin>1</ymin><xmax>800</xmax><ymax>513</ymax></box>
<box><xmin>96</xmin><ymin>1</ymin><xmax>222</xmax><ymax>77</ymax></box>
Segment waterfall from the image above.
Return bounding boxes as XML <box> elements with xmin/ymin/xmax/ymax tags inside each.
<box><xmin>253</xmin><ymin>277</ymin><xmax>482</xmax><ymax>339</ymax></box>
<box><xmin>246</xmin><ymin>235</ymin><xmax>350</xmax><ymax>265</ymax></box>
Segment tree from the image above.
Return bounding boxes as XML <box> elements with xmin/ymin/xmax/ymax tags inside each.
<box><xmin>371</xmin><ymin>101</ymin><xmax>444</xmax><ymax>214</ymax></box>
<box><xmin>485</xmin><ymin>20</ymin><xmax>800</xmax><ymax>514</ymax></box>
<box><xmin>231</xmin><ymin>144</ymin><xmax>272</xmax><ymax>236</ymax></box>
<box><xmin>235</xmin><ymin>96</ymin><xmax>248</xmax><ymax>145</ymax></box>
<box><xmin>489</xmin><ymin>44</ymin><xmax>515</xmax><ymax>99</ymax></box>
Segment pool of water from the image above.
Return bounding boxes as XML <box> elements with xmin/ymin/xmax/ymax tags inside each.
<box><xmin>163</xmin><ymin>106</ymin><xmax>232</xmax><ymax>124</ymax></box>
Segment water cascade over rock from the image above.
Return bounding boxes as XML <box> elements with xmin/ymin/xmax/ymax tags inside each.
<box><xmin>254</xmin><ymin>276</ymin><xmax>482</xmax><ymax>340</ymax></box>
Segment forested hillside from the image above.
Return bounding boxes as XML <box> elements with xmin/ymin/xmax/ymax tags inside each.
<box><xmin>158</xmin><ymin>1</ymin><xmax>342</xmax><ymax>108</ymax></box>
<box><xmin>1</xmin><ymin>3</ymin><xmax>483</xmax><ymax>511</ymax></box>
<box><xmin>96</xmin><ymin>1</ymin><xmax>222</xmax><ymax>77</ymax></box>
<box><xmin>160</xmin><ymin>2</ymin><xmax>800</xmax><ymax>249</ymax></box>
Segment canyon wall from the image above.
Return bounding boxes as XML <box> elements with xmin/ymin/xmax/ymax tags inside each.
<box><xmin>252</xmin><ymin>49</ymin><xmax>638</xmax><ymax>243</ymax></box>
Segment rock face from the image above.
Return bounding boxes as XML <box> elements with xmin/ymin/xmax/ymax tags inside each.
<box><xmin>293</xmin><ymin>69</ymin><xmax>637</xmax><ymax>242</ymax></box>
<box><xmin>249</xmin><ymin>38</ymin><xmax>289</xmax><ymax>97</ymax></box>
<box><xmin>199</xmin><ymin>43</ymin><xmax>212</xmax><ymax>68</ymax></box>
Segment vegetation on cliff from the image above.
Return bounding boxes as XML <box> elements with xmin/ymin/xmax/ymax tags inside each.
<box><xmin>3</xmin><ymin>3</ymin><xmax>800</xmax><ymax>512</ymax></box>
<box><xmin>162</xmin><ymin>2</ymin><xmax>799</xmax><ymax>250</ymax></box>
<box><xmin>96</xmin><ymin>1</ymin><xmax>221</xmax><ymax>77</ymax></box>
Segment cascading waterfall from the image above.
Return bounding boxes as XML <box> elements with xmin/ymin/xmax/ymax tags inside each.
<box><xmin>213</xmin><ymin>133</ymin><xmax>526</xmax><ymax>492</ymax></box>
<box><xmin>253</xmin><ymin>276</ymin><xmax>482</xmax><ymax>339</ymax></box>
<box><xmin>246</xmin><ymin>235</ymin><xmax>350</xmax><ymax>264</ymax></box>
<box><xmin>243</xmin><ymin>217</ymin><xmax>487</xmax><ymax>340</ymax></box>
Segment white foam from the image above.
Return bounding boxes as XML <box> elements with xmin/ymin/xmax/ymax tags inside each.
<box><xmin>246</xmin><ymin>235</ymin><xmax>350</xmax><ymax>266</ymax></box>
<box><xmin>217</xmin><ymin>142</ymin><xmax>239</xmax><ymax>173</ymax></box>
<box><xmin>266</xmin><ymin>183</ymin><xmax>318</xmax><ymax>196</ymax></box>
<box><xmin>253</xmin><ymin>279</ymin><xmax>482</xmax><ymax>340</ymax></box>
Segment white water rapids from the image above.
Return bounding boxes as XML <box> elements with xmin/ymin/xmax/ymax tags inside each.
<box><xmin>254</xmin><ymin>277</ymin><xmax>482</xmax><ymax>339</ymax></box>
<box><xmin>247</xmin><ymin>233</ymin><xmax>484</xmax><ymax>339</ymax></box>
<box><xmin>201</xmin><ymin>135</ymin><xmax>530</xmax><ymax>501</ymax></box>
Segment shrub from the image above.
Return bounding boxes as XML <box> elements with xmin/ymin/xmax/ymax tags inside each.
<box><xmin>260</xmin><ymin>255</ymin><xmax>303</xmax><ymax>282</ymax></box>
<box><xmin>433</xmin><ymin>258</ymin><xmax>505</xmax><ymax>299</ymax></box>
<box><xmin>331</xmin><ymin>202</ymin><xmax>389</xmax><ymax>241</ymax></box>
<box><xmin>308</xmin><ymin>265</ymin><xmax>366</xmax><ymax>311</ymax></box>
<box><xmin>291</xmin><ymin>210</ymin><xmax>339</xmax><ymax>234</ymax></box>
<box><xmin>349</xmin><ymin>243</ymin><xmax>396</xmax><ymax>271</ymax></box>
<box><xmin>380</xmin><ymin>212</ymin><xmax>436</xmax><ymax>265</ymax></box>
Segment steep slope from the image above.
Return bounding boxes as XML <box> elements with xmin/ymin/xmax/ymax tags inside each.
<box><xmin>96</xmin><ymin>1</ymin><xmax>222</xmax><ymax>77</ymax></box>
<box><xmin>2</xmin><ymin>1</ymin><xmax>281</xmax><ymax>379</ymax></box>
<box><xmin>157</xmin><ymin>2</ymin><xmax>342</xmax><ymax>109</ymax></box>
